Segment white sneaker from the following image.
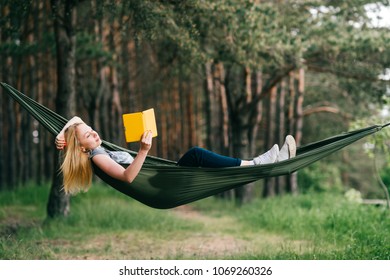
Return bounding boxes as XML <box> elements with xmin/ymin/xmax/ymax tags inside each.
<box><xmin>253</xmin><ymin>144</ymin><xmax>279</xmax><ymax>165</ymax></box>
<box><xmin>277</xmin><ymin>135</ymin><xmax>296</xmax><ymax>162</ymax></box>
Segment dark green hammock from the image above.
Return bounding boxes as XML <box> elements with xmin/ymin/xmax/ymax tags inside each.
<box><xmin>2</xmin><ymin>82</ymin><xmax>389</xmax><ymax>209</ymax></box>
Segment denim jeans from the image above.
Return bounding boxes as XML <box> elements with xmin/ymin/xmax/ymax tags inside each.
<box><xmin>177</xmin><ymin>147</ymin><xmax>241</xmax><ymax>168</ymax></box>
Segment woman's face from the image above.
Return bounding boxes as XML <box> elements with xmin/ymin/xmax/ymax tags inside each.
<box><xmin>75</xmin><ymin>123</ymin><xmax>102</xmax><ymax>151</ymax></box>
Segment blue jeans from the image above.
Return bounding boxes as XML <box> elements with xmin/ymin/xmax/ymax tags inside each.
<box><xmin>177</xmin><ymin>147</ymin><xmax>241</xmax><ymax>168</ymax></box>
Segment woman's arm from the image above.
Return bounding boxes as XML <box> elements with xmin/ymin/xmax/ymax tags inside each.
<box><xmin>92</xmin><ymin>131</ymin><xmax>153</xmax><ymax>183</ymax></box>
<box><xmin>55</xmin><ymin>116</ymin><xmax>84</xmax><ymax>150</ymax></box>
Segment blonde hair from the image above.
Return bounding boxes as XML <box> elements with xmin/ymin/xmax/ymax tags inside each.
<box><xmin>60</xmin><ymin>123</ymin><xmax>93</xmax><ymax>195</ymax></box>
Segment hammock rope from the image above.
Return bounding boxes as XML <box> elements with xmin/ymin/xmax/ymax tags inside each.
<box><xmin>2</xmin><ymin>82</ymin><xmax>389</xmax><ymax>209</ymax></box>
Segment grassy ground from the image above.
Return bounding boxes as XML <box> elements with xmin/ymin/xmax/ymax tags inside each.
<box><xmin>0</xmin><ymin>183</ymin><xmax>389</xmax><ymax>260</ymax></box>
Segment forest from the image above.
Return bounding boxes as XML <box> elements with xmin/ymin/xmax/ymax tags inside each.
<box><xmin>1</xmin><ymin>0</ymin><xmax>390</xmax><ymax>219</ymax></box>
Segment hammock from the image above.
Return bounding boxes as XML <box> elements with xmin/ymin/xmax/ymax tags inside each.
<box><xmin>2</xmin><ymin>82</ymin><xmax>388</xmax><ymax>209</ymax></box>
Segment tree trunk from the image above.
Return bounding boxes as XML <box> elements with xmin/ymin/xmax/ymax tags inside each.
<box><xmin>288</xmin><ymin>71</ymin><xmax>296</xmax><ymax>135</ymax></box>
<box><xmin>0</xmin><ymin>5</ymin><xmax>4</xmax><ymax>189</ymax></box>
<box><xmin>187</xmin><ymin>80</ymin><xmax>197</xmax><ymax>147</ymax></box>
<box><xmin>288</xmin><ymin>68</ymin><xmax>305</xmax><ymax>194</ymax></box>
<box><xmin>295</xmin><ymin>68</ymin><xmax>305</xmax><ymax>146</ymax></box>
<box><xmin>218</xmin><ymin>63</ymin><xmax>229</xmax><ymax>153</ymax></box>
<box><xmin>211</xmin><ymin>61</ymin><xmax>223</xmax><ymax>153</ymax></box>
<box><xmin>205</xmin><ymin>61</ymin><xmax>216</xmax><ymax>151</ymax></box>
<box><xmin>47</xmin><ymin>0</ymin><xmax>77</xmax><ymax>218</ymax></box>
<box><xmin>172</xmin><ymin>77</ymin><xmax>181</xmax><ymax>156</ymax></box>
<box><xmin>179</xmin><ymin>77</ymin><xmax>189</xmax><ymax>150</ymax></box>
<box><xmin>160</xmin><ymin>87</ymin><xmax>169</xmax><ymax>159</ymax></box>
<box><xmin>6</xmin><ymin>57</ymin><xmax>17</xmax><ymax>188</ymax></box>
<box><xmin>0</xmin><ymin>78</ymin><xmax>4</xmax><ymax>188</ymax></box>
<box><xmin>276</xmin><ymin>80</ymin><xmax>287</xmax><ymax>194</ymax></box>
<box><xmin>35</xmin><ymin>1</ymin><xmax>45</xmax><ymax>185</ymax></box>
<box><xmin>120</xmin><ymin>6</ymin><xmax>137</xmax><ymax>111</ymax></box>
<box><xmin>91</xmin><ymin>0</ymin><xmax>109</xmax><ymax>139</ymax></box>
<box><xmin>108</xmin><ymin>25</ymin><xmax>123</xmax><ymax>145</ymax></box>
<box><xmin>263</xmin><ymin>86</ymin><xmax>277</xmax><ymax>197</ymax></box>
<box><xmin>232</xmin><ymin>67</ymin><xmax>263</xmax><ymax>204</ymax></box>
<box><xmin>249</xmin><ymin>70</ymin><xmax>263</xmax><ymax>154</ymax></box>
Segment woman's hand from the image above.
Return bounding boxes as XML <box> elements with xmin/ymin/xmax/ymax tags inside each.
<box><xmin>139</xmin><ymin>130</ymin><xmax>153</xmax><ymax>153</ymax></box>
<box><xmin>55</xmin><ymin>116</ymin><xmax>83</xmax><ymax>150</ymax></box>
<box><xmin>55</xmin><ymin>134</ymin><xmax>66</xmax><ymax>150</ymax></box>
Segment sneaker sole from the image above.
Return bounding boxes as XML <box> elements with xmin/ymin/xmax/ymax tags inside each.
<box><xmin>285</xmin><ymin>135</ymin><xmax>296</xmax><ymax>158</ymax></box>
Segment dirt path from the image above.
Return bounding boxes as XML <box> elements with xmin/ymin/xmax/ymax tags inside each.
<box><xmin>168</xmin><ymin>205</ymin><xmax>250</xmax><ymax>258</ymax></box>
<box><xmin>73</xmin><ymin>205</ymin><xmax>252</xmax><ymax>259</ymax></box>
<box><xmin>59</xmin><ymin>205</ymin><xmax>309</xmax><ymax>259</ymax></box>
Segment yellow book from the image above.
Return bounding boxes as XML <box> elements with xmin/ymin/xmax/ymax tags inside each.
<box><xmin>122</xmin><ymin>108</ymin><xmax>158</xmax><ymax>142</ymax></box>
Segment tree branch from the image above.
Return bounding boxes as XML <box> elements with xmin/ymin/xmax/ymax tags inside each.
<box><xmin>302</xmin><ymin>104</ymin><xmax>352</xmax><ymax>119</ymax></box>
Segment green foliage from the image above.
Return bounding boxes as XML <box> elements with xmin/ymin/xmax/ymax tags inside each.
<box><xmin>350</xmin><ymin>102</ymin><xmax>390</xmax><ymax>199</ymax></box>
<box><xmin>198</xmin><ymin>0</ymin><xmax>309</xmax><ymax>68</ymax></box>
<box><xmin>298</xmin><ymin>162</ymin><xmax>344</xmax><ymax>193</ymax></box>
<box><xmin>122</xmin><ymin>0</ymin><xmax>205</xmax><ymax>65</ymax></box>
<box><xmin>0</xmin><ymin>0</ymin><xmax>32</xmax><ymax>38</ymax></box>
<box><xmin>379</xmin><ymin>164</ymin><xmax>390</xmax><ymax>194</ymax></box>
<box><xmin>0</xmin><ymin>34</ymin><xmax>56</xmax><ymax>57</ymax></box>
<box><xmin>76</xmin><ymin>32</ymin><xmax>112</xmax><ymax>62</ymax></box>
<box><xmin>351</xmin><ymin>105</ymin><xmax>390</xmax><ymax>157</ymax></box>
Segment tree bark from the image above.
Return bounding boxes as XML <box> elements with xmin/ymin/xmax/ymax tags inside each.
<box><xmin>288</xmin><ymin>68</ymin><xmax>305</xmax><ymax>195</ymax></box>
<box><xmin>263</xmin><ymin>86</ymin><xmax>277</xmax><ymax>197</ymax></box>
<box><xmin>219</xmin><ymin>63</ymin><xmax>229</xmax><ymax>153</ymax></box>
<box><xmin>6</xmin><ymin>60</ymin><xmax>17</xmax><ymax>188</ymax></box>
<box><xmin>276</xmin><ymin>80</ymin><xmax>287</xmax><ymax>194</ymax></box>
<box><xmin>187</xmin><ymin>80</ymin><xmax>197</xmax><ymax>147</ymax></box>
<box><xmin>231</xmin><ymin>67</ymin><xmax>267</xmax><ymax>204</ymax></box>
<box><xmin>47</xmin><ymin>0</ymin><xmax>77</xmax><ymax>218</ymax></box>
<box><xmin>205</xmin><ymin>61</ymin><xmax>216</xmax><ymax>151</ymax></box>
<box><xmin>108</xmin><ymin>24</ymin><xmax>123</xmax><ymax>145</ymax></box>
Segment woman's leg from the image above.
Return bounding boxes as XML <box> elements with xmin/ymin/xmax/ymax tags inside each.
<box><xmin>177</xmin><ymin>147</ymin><xmax>241</xmax><ymax>168</ymax></box>
<box><xmin>177</xmin><ymin>138</ymin><xmax>294</xmax><ymax>168</ymax></box>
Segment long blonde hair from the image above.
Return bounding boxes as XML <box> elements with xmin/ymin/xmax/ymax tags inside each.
<box><xmin>60</xmin><ymin>123</ymin><xmax>93</xmax><ymax>195</ymax></box>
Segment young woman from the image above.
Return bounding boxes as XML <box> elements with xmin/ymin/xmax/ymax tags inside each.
<box><xmin>55</xmin><ymin>116</ymin><xmax>296</xmax><ymax>195</ymax></box>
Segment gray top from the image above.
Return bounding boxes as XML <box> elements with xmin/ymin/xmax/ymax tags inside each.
<box><xmin>89</xmin><ymin>146</ymin><xmax>134</xmax><ymax>164</ymax></box>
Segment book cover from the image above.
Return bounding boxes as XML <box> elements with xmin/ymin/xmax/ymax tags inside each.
<box><xmin>122</xmin><ymin>108</ymin><xmax>158</xmax><ymax>142</ymax></box>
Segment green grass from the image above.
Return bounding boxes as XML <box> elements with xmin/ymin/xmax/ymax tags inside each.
<box><xmin>0</xmin><ymin>183</ymin><xmax>389</xmax><ymax>260</ymax></box>
<box><xmin>234</xmin><ymin>194</ymin><xmax>390</xmax><ymax>259</ymax></box>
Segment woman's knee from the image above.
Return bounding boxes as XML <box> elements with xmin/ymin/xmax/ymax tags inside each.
<box><xmin>187</xmin><ymin>146</ymin><xmax>203</xmax><ymax>154</ymax></box>
<box><xmin>177</xmin><ymin>146</ymin><xmax>204</xmax><ymax>166</ymax></box>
